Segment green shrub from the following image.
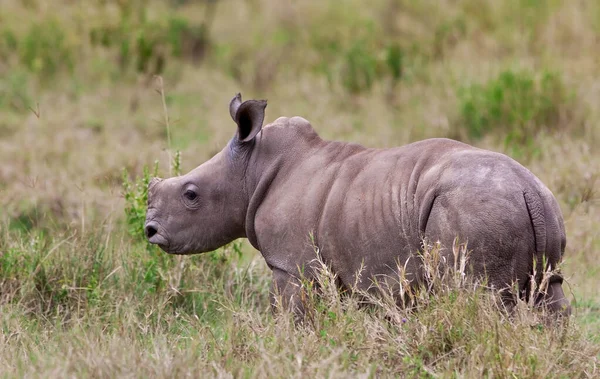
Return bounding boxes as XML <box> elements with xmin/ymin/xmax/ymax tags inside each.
<box><xmin>0</xmin><ymin>29</ymin><xmax>17</xmax><ymax>59</ymax></box>
<box><xmin>338</xmin><ymin>41</ymin><xmax>408</xmax><ymax>94</ymax></box>
<box><xmin>385</xmin><ymin>43</ymin><xmax>404</xmax><ymax>82</ymax></box>
<box><xmin>433</xmin><ymin>17</ymin><xmax>467</xmax><ymax>59</ymax></box>
<box><xmin>122</xmin><ymin>161</ymin><xmax>159</xmax><ymax>243</ymax></box>
<box><xmin>458</xmin><ymin>70</ymin><xmax>572</xmax><ymax>145</ymax></box>
<box><xmin>0</xmin><ymin>69</ymin><xmax>31</xmax><ymax>112</ymax></box>
<box><xmin>340</xmin><ymin>39</ymin><xmax>379</xmax><ymax>94</ymax></box>
<box><xmin>89</xmin><ymin>11</ymin><xmax>210</xmax><ymax>74</ymax></box>
<box><xmin>20</xmin><ymin>19</ymin><xmax>74</xmax><ymax>76</ymax></box>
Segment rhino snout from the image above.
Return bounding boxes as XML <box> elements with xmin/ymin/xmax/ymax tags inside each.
<box><xmin>145</xmin><ymin>220</ymin><xmax>169</xmax><ymax>248</ymax></box>
<box><xmin>145</xmin><ymin>221</ymin><xmax>158</xmax><ymax>238</ymax></box>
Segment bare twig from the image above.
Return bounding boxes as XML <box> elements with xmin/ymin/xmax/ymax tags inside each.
<box><xmin>154</xmin><ymin>75</ymin><xmax>173</xmax><ymax>175</ymax></box>
<box><xmin>28</xmin><ymin>102</ymin><xmax>40</xmax><ymax>118</ymax></box>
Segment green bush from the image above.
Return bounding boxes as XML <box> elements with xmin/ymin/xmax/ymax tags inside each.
<box><xmin>433</xmin><ymin>17</ymin><xmax>467</xmax><ymax>59</ymax></box>
<box><xmin>385</xmin><ymin>43</ymin><xmax>404</xmax><ymax>82</ymax></box>
<box><xmin>122</xmin><ymin>161</ymin><xmax>159</xmax><ymax>243</ymax></box>
<box><xmin>90</xmin><ymin>12</ymin><xmax>209</xmax><ymax>74</ymax></box>
<box><xmin>0</xmin><ymin>29</ymin><xmax>17</xmax><ymax>59</ymax></box>
<box><xmin>340</xmin><ymin>40</ymin><xmax>379</xmax><ymax>94</ymax></box>
<box><xmin>20</xmin><ymin>19</ymin><xmax>74</xmax><ymax>76</ymax></box>
<box><xmin>458</xmin><ymin>70</ymin><xmax>572</xmax><ymax>145</ymax></box>
<box><xmin>338</xmin><ymin>41</ymin><xmax>407</xmax><ymax>94</ymax></box>
<box><xmin>0</xmin><ymin>69</ymin><xmax>31</xmax><ymax>112</ymax></box>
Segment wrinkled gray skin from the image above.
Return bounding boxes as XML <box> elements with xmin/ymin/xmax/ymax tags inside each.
<box><xmin>145</xmin><ymin>94</ymin><xmax>571</xmax><ymax>318</ymax></box>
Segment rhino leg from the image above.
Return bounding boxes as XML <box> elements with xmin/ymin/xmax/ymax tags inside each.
<box><xmin>536</xmin><ymin>277</ymin><xmax>572</xmax><ymax>317</ymax></box>
<box><xmin>422</xmin><ymin>192</ymin><xmax>537</xmax><ymax>313</ymax></box>
<box><xmin>423</xmin><ymin>194</ymin><xmax>529</xmax><ymax>285</ymax></box>
<box><xmin>270</xmin><ymin>269</ymin><xmax>306</xmax><ymax>321</ymax></box>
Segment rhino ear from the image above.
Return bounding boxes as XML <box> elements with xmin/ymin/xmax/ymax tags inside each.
<box><xmin>229</xmin><ymin>93</ymin><xmax>242</xmax><ymax>121</ymax></box>
<box><xmin>232</xmin><ymin>97</ymin><xmax>267</xmax><ymax>143</ymax></box>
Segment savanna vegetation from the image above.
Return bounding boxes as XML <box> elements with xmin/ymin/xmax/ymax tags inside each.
<box><xmin>0</xmin><ymin>0</ymin><xmax>599</xmax><ymax>377</ymax></box>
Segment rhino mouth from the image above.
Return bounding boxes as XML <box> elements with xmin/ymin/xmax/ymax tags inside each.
<box><xmin>148</xmin><ymin>233</ymin><xmax>169</xmax><ymax>249</ymax></box>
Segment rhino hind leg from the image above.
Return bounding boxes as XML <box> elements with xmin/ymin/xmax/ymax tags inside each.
<box><xmin>422</xmin><ymin>193</ymin><xmax>531</xmax><ymax>291</ymax></box>
<box><xmin>535</xmin><ymin>278</ymin><xmax>572</xmax><ymax>318</ymax></box>
<box><xmin>422</xmin><ymin>191</ymin><xmax>572</xmax><ymax>316</ymax></box>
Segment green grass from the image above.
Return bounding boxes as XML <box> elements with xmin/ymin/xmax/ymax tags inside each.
<box><xmin>0</xmin><ymin>0</ymin><xmax>599</xmax><ymax>376</ymax></box>
<box><xmin>458</xmin><ymin>70</ymin><xmax>571</xmax><ymax>139</ymax></box>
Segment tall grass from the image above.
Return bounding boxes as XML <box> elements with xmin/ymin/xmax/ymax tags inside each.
<box><xmin>1</xmin><ymin>229</ymin><xmax>597</xmax><ymax>376</ymax></box>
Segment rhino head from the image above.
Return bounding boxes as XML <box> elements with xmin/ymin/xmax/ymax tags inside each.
<box><xmin>144</xmin><ymin>94</ymin><xmax>266</xmax><ymax>254</ymax></box>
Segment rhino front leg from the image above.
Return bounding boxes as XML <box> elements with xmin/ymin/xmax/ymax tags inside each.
<box><xmin>270</xmin><ymin>268</ymin><xmax>306</xmax><ymax>321</ymax></box>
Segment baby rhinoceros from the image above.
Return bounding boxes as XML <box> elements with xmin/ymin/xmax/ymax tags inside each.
<box><xmin>145</xmin><ymin>93</ymin><xmax>571</xmax><ymax>319</ymax></box>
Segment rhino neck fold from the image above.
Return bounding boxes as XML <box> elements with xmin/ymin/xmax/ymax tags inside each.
<box><xmin>243</xmin><ymin>154</ymin><xmax>285</xmax><ymax>251</ymax></box>
<box><xmin>241</xmin><ymin>120</ymin><xmax>323</xmax><ymax>250</ymax></box>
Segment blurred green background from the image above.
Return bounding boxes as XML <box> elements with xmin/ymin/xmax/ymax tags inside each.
<box><xmin>0</xmin><ymin>0</ymin><xmax>598</xmax><ymax>376</ymax></box>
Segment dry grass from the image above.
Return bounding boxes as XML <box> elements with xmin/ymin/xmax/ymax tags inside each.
<box><xmin>0</xmin><ymin>0</ymin><xmax>599</xmax><ymax>377</ymax></box>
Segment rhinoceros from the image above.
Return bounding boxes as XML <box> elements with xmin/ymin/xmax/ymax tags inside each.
<box><xmin>144</xmin><ymin>93</ymin><xmax>570</xmax><ymax>318</ymax></box>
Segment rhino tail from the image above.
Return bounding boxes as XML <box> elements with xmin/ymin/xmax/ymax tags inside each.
<box><xmin>523</xmin><ymin>190</ymin><xmax>547</xmax><ymax>268</ymax></box>
<box><xmin>523</xmin><ymin>190</ymin><xmax>570</xmax><ymax>316</ymax></box>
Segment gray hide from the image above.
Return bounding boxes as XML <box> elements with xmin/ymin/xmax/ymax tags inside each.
<box><xmin>145</xmin><ymin>93</ymin><xmax>571</xmax><ymax>318</ymax></box>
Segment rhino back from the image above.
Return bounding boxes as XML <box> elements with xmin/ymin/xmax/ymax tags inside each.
<box><xmin>316</xmin><ymin>138</ymin><xmax>489</xmax><ymax>288</ymax></box>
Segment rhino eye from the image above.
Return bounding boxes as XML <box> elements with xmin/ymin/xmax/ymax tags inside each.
<box><xmin>184</xmin><ymin>189</ymin><xmax>198</xmax><ymax>201</ymax></box>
